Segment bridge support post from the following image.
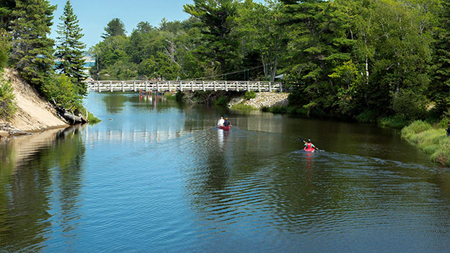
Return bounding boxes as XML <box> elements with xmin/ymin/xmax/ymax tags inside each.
<box><xmin>258</xmin><ymin>82</ymin><xmax>261</xmax><ymax>92</ymax></box>
<box><xmin>203</xmin><ymin>81</ymin><xmax>205</xmax><ymax>91</ymax></box>
<box><xmin>191</xmin><ymin>81</ymin><xmax>194</xmax><ymax>91</ymax></box>
<box><xmin>110</xmin><ymin>81</ymin><xmax>113</xmax><ymax>92</ymax></box>
<box><xmin>247</xmin><ymin>81</ymin><xmax>250</xmax><ymax>91</ymax></box>
<box><xmin>157</xmin><ymin>82</ymin><xmax>160</xmax><ymax>92</ymax></box>
<box><xmin>225</xmin><ymin>81</ymin><xmax>228</xmax><ymax>91</ymax></box>
<box><xmin>180</xmin><ymin>81</ymin><xmax>183</xmax><ymax>91</ymax></box>
<box><xmin>134</xmin><ymin>81</ymin><xmax>136</xmax><ymax>92</ymax></box>
<box><xmin>168</xmin><ymin>81</ymin><xmax>171</xmax><ymax>92</ymax></box>
<box><xmin>214</xmin><ymin>81</ymin><xmax>217</xmax><ymax>91</ymax></box>
<box><xmin>280</xmin><ymin>83</ymin><xmax>283</xmax><ymax>93</ymax></box>
<box><xmin>269</xmin><ymin>82</ymin><xmax>272</xmax><ymax>92</ymax></box>
<box><xmin>97</xmin><ymin>82</ymin><xmax>101</xmax><ymax>93</ymax></box>
<box><xmin>122</xmin><ymin>81</ymin><xmax>125</xmax><ymax>92</ymax></box>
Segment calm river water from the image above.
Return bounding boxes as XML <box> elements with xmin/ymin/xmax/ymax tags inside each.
<box><xmin>1</xmin><ymin>92</ymin><xmax>450</xmax><ymax>252</ymax></box>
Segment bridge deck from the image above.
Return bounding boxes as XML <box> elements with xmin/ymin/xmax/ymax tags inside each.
<box><xmin>87</xmin><ymin>80</ymin><xmax>283</xmax><ymax>93</ymax></box>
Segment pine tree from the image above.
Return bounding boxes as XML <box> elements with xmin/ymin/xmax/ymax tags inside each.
<box><xmin>183</xmin><ymin>0</ymin><xmax>239</xmax><ymax>75</ymax></box>
<box><xmin>102</xmin><ymin>18</ymin><xmax>126</xmax><ymax>39</ymax></box>
<box><xmin>0</xmin><ymin>0</ymin><xmax>16</xmax><ymax>32</ymax></box>
<box><xmin>55</xmin><ymin>0</ymin><xmax>87</xmax><ymax>95</ymax></box>
<box><xmin>9</xmin><ymin>0</ymin><xmax>56</xmax><ymax>92</ymax></box>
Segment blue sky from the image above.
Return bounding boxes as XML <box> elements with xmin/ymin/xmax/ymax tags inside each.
<box><xmin>49</xmin><ymin>0</ymin><xmax>193</xmax><ymax>49</ymax></box>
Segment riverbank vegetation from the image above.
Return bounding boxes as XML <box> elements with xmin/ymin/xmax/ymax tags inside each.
<box><xmin>0</xmin><ymin>70</ymin><xmax>16</xmax><ymax>120</ymax></box>
<box><xmin>0</xmin><ymin>0</ymin><xmax>98</xmax><ymax>123</ymax></box>
<box><xmin>401</xmin><ymin>121</ymin><xmax>450</xmax><ymax>166</ymax></box>
<box><xmin>84</xmin><ymin>0</ymin><xmax>450</xmax><ymax>128</ymax></box>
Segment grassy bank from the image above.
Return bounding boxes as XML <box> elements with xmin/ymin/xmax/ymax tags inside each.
<box><xmin>401</xmin><ymin>120</ymin><xmax>450</xmax><ymax>166</ymax></box>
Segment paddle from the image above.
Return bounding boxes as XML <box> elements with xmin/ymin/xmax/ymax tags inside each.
<box><xmin>298</xmin><ymin>137</ymin><xmax>322</xmax><ymax>151</ymax></box>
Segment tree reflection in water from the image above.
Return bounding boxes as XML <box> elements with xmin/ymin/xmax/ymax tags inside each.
<box><xmin>0</xmin><ymin>125</ymin><xmax>86</xmax><ymax>251</ymax></box>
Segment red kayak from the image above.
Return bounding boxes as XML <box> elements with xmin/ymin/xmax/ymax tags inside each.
<box><xmin>304</xmin><ymin>147</ymin><xmax>315</xmax><ymax>152</ymax></box>
<box><xmin>219</xmin><ymin>126</ymin><xmax>230</xmax><ymax>131</ymax></box>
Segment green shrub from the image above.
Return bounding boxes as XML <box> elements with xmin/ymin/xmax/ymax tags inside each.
<box><xmin>401</xmin><ymin>120</ymin><xmax>432</xmax><ymax>139</ymax></box>
<box><xmin>355</xmin><ymin>109</ymin><xmax>378</xmax><ymax>123</ymax></box>
<box><xmin>231</xmin><ymin>104</ymin><xmax>256</xmax><ymax>111</ymax></box>
<box><xmin>0</xmin><ymin>75</ymin><xmax>17</xmax><ymax>120</ymax></box>
<box><xmin>214</xmin><ymin>95</ymin><xmax>228</xmax><ymax>106</ymax></box>
<box><xmin>0</xmin><ymin>33</ymin><xmax>9</xmax><ymax>69</ymax></box>
<box><xmin>244</xmin><ymin>91</ymin><xmax>257</xmax><ymax>100</ymax></box>
<box><xmin>391</xmin><ymin>88</ymin><xmax>427</xmax><ymax>120</ymax></box>
<box><xmin>43</xmin><ymin>74</ymin><xmax>83</xmax><ymax>111</ymax></box>
<box><xmin>431</xmin><ymin>150</ymin><xmax>450</xmax><ymax>166</ymax></box>
<box><xmin>87</xmin><ymin>111</ymin><xmax>101</xmax><ymax>124</ymax></box>
<box><xmin>270</xmin><ymin>106</ymin><xmax>288</xmax><ymax>114</ymax></box>
<box><xmin>378</xmin><ymin>115</ymin><xmax>409</xmax><ymax>128</ymax></box>
<box><xmin>422</xmin><ymin>144</ymin><xmax>440</xmax><ymax>154</ymax></box>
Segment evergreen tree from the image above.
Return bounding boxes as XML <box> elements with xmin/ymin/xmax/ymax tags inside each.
<box><xmin>280</xmin><ymin>0</ymin><xmax>353</xmax><ymax>116</ymax></box>
<box><xmin>183</xmin><ymin>0</ymin><xmax>239</xmax><ymax>75</ymax></box>
<box><xmin>55</xmin><ymin>0</ymin><xmax>87</xmax><ymax>95</ymax></box>
<box><xmin>9</xmin><ymin>0</ymin><xmax>56</xmax><ymax>92</ymax></box>
<box><xmin>102</xmin><ymin>18</ymin><xmax>126</xmax><ymax>39</ymax></box>
<box><xmin>0</xmin><ymin>0</ymin><xmax>15</xmax><ymax>32</ymax></box>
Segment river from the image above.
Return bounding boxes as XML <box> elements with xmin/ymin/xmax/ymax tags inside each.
<box><xmin>1</xmin><ymin>92</ymin><xmax>450</xmax><ymax>252</ymax></box>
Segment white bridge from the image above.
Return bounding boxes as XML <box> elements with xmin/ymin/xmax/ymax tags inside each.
<box><xmin>87</xmin><ymin>80</ymin><xmax>283</xmax><ymax>93</ymax></box>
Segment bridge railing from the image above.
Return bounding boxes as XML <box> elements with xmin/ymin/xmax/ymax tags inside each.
<box><xmin>86</xmin><ymin>80</ymin><xmax>283</xmax><ymax>93</ymax></box>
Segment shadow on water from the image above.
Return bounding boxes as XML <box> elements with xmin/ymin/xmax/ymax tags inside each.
<box><xmin>172</xmin><ymin>123</ymin><xmax>450</xmax><ymax>252</ymax></box>
<box><xmin>0</xmin><ymin>125</ymin><xmax>86</xmax><ymax>252</ymax></box>
<box><xmin>4</xmin><ymin>92</ymin><xmax>450</xmax><ymax>252</ymax></box>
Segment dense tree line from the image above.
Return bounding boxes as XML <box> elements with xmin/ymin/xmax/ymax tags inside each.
<box><xmin>2</xmin><ymin>0</ymin><xmax>450</xmax><ymax>124</ymax></box>
<box><xmin>88</xmin><ymin>0</ymin><xmax>450</xmax><ymax>124</ymax></box>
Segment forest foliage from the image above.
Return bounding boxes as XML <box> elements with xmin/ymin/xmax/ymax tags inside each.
<box><xmin>88</xmin><ymin>0</ymin><xmax>450</xmax><ymax>123</ymax></box>
<box><xmin>2</xmin><ymin>0</ymin><xmax>450</xmax><ymax>124</ymax></box>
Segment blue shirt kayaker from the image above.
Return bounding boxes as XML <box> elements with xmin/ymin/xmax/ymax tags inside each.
<box><xmin>224</xmin><ymin>118</ymin><xmax>231</xmax><ymax>127</ymax></box>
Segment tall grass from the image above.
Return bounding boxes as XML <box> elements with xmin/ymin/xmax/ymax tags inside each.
<box><xmin>231</xmin><ymin>104</ymin><xmax>256</xmax><ymax>111</ymax></box>
<box><xmin>401</xmin><ymin>120</ymin><xmax>450</xmax><ymax>166</ymax></box>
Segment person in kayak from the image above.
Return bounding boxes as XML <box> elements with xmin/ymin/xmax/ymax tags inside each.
<box><xmin>304</xmin><ymin>139</ymin><xmax>316</xmax><ymax>152</ymax></box>
<box><xmin>224</xmin><ymin>118</ymin><xmax>231</xmax><ymax>127</ymax></box>
<box><xmin>217</xmin><ymin>116</ymin><xmax>224</xmax><ymax>127</ymax></box>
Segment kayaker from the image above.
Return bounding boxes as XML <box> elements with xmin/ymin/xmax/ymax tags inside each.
<box><xmin>217</xmin><ymin>116</ymin><xmax>224</xmax><ymax>127</ymax></box>
<box><xmin>224</xmin><ymin>118</ymin><xmax>231</xmax><ymax>127</ymax></box>
<box><xmin>304</xmin><ymin>139</ymin><xmax>315</xmax><ymax>152</ymax></box>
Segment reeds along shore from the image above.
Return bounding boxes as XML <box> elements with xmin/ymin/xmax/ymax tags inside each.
<box><xmin>401</xmin><ymin>121</ymin><xmax>450</xmax><ymax>166</ymax></box>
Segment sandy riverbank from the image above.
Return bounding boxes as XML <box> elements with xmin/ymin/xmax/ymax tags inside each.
<box><xmin>0</xmin><ymin>68</ymin><xmax>68</xmax><ymax>135</ymax></box>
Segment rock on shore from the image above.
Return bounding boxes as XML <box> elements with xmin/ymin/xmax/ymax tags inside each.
<box><xmin>229</xmin><ymin>92</ymin><xmax>289</xmax><ymax>109</ymax></box>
